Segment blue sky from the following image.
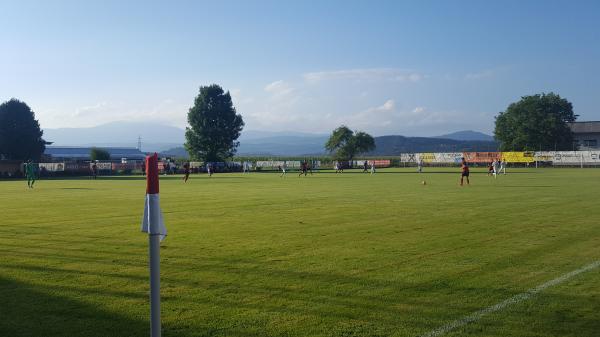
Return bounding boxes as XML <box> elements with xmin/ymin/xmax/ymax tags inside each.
<box><xmin>1</xmin><ymin>0</ymin><xmax>599</xmax><ymax>136</ymax></box>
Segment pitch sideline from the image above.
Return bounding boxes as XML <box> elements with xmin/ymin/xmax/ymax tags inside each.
<box><xmin>420</xmin><ymin>260</ymin><xmax>600</xmax><ymax>337</ymax></box>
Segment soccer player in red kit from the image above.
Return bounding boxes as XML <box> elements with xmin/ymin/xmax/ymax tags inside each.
<box><xmin>460</xmin><ymin>158</ymin><xmax>470</xmax><ymax>186</ymax></box>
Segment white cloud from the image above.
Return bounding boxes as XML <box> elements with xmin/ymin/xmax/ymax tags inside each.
<box><xmin>37</xmin><ymin>66</ymin><xmax>494</xmax><ymax>134</ymax></box>
<box><xmin>228</xmin><ymin>88</ymin><xmax>255</xmax><ymax>106</ymax></box>
<box><xmin>397</xmin><ymin>106</ymin><xmax>448</xmax><ymax>125</ymax></box>
<box><xmin>380</xmin><ymin>99</ymin><xmax>395</xmax><ymax>111</ymax></box>
<box><xmin>359</xmin><ymin>99</ymin><xmax>396</xmax><ymax>115</ymax></box>
<box><xmin>465</xmin><ymin>66</ymin><xmax>511</xmax><ymax>80</ymax></box>
<box><xmin>343</xmin><ymin>99</ymin><xmax>397</xmax><ymax>129</ymax></box>
<box><xmin>73</xmin><ymin>102</ymin><xmax>109</xmax><ymax>117</ymax></box>
<box><xmin>264</xmin><ymin>80</ymin><xmax>294</xmax><ymax>97</ymax></box>
<box><xmin>412</xmin><ymin>106</ymin><xmax>425</xmax><ymax>113</ymax></box>
<box><xmin>264</xmin><ymin>80</ymin><xmax>299</xmax><ymax>109</ymax></box>
<box><xmin>229</xmin><ymin>88</ymin><xmax>241</xmax><ymax>100</ymax></box>
<box><xmin>407</xmin><ymin>73</ymin><xmax>423</xmax><ymax>82</ymax></box>
<box><xmin>303</xmin><ymin>68</ymin><xmax>424</xmax><ymax>84</ymax></box>
<box><xmin>338</xmin><ymin>102</ymin><xmax>463</xmax><ymax>134</ymax></box>
<box><xmin>58</xmin><ymin>98</ymin><xmax>190</xmax><ymax>128</ymax></box>
<box><xmin>465</xmin><ymin>69</ymin><xmax>495</xmax><ymax>80</ymax></box>
<box><xmin>244</xmin><ymin>80</ymin><xmax>303</xmax><ymax>129</ymax></box>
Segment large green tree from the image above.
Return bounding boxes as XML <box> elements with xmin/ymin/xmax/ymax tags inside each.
<box><xmin>185</xmin><ymin>85</ymin><xmax>244</xmax><ymax>161</ymax></box>
<box><xmin>90</xmin><ymin>147</ymin><xmax>110</xmax><ymax>161</ymax></box>
<box><xmin>325</xmin><ymin>125</ymin><xmax>375</xmax><ymax>161</ymax></box>
<box><xmin>494</xmin><ymin>93</ymin><xmax>577</xmax><ymax>151</ymax></box>
<box><xmin>0</xmin><ymin>99</ymin><xmax>46</xmax><ymax>160</ymax></box>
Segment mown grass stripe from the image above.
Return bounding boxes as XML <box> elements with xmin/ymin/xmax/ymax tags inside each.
<box><xmin>420</xmin><ymin>260</ymin><xmax>600</xmax><ymax>337</ymax></box>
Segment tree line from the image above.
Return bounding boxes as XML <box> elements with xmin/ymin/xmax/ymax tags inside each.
<box><xmin>0</xmin><ymin>89</ymin><xmax>579</xmax><ymax>162</ymax></box>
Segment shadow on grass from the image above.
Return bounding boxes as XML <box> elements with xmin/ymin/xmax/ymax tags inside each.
<box><xmin>42</xmin><ymin>175</ymin><xmax>250</xmax><ymax>181</ymax></box>
<box><xmin>496</xmin><ymin>185</ymin><xmax>555</xmax><ymax>188</ymax></box>
<box><xmin>59</xmin><ymin>187</ymin><xmax>97</xmax><ymax>190</ymax></box>
<box><xmin>48</xmin><ymin>176</ymin><xmax>146</xmax><ymax>181</ymax></box>
<box><xmin>281</xmin><ymin>170</ymin><xmax>535</xmax><ymax>175</ymax></box>
<box><xmin>2</xmin><ymin>251</ymin><xmax>598</xmax><ymax>336</ymax></box>
<box><xmin>2</xmin><ymin>225</ymin><xmax>598</xmax><ymax>336</ymax></box>
<box><xmin>0</xmin><ymin>276</ymin><xmax>148</xmax><ymax>337</ymax></box>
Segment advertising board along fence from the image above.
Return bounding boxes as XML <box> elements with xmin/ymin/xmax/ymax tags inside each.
<box><xmin>255</xmin><ymin>161</ymin><xmax>303</xmax><ymax>170</ymax></box>
<box><xmin>38</xmin><ymin>163</ymin><xmax>65</xmax><ymax>172</ymax></box>
<box><xmin>351</xmin><ymin>160</ymin><xmax>391</xmax><ymax>168</ymax></box>
<box><xmin>94</xmin><ymin>162</ymin><xmax>113</xmax><ymax>171</ymax></box>
<box><xmin>416</xmin><ymin>153</ymin><xmax>463</xmax><ymax>164</ymax></box>
<box><xmin>575</xmin><ymin>151</ymin><xmax>600</xmax><ymax>165</ymax></box>
<box><xmin>400</xmin><ymin>153</ymin><xmax>417</xmax><ymax>164</ymax></box>
<box><xmin>500</xmin><ymin>151</ymin><xmax>535</xmax><ymax>163</ymax></box>
<box><xmin>416</xmin><ymin>153</ymin><xmax>436</xmax><ymax>163</ymax></box>
<box><xmin>435</xmin><ymin>152</ymin><xmax>463</xmax><ymax>164</ymax></box>
<box><xmin>462</xmin><ymin>152</ymin><xmax>500</xmax><ymax>163</ymax></box>
<box><xmin>539</xmin><ymin>151</ymin><xmax>600</xmax><ymax>165</ymax></box>
<box><xmin>112</xmin><ymin>162</ymin><xmax>143</xmax><ymax>172</ymax></box>
<box><xmin>64</xmin><ymin>162</ymin><xmax>91</xmax><ymax>174</ymax></box>
<box><xmin>369</xmin><ymin>160</ymin><xmax>391</xmax><ymax>167</ymax></box>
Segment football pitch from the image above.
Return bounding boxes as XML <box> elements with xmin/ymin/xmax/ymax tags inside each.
<box><xmin>1</xmin><ymin>168</ymin><xmax>599</xmax><ymax>337</ymax></box>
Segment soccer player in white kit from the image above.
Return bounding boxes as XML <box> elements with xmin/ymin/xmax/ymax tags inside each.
<box><xmin>280</xmin><ymin>162</ymin><xmax>287</xmax><ymax>177</ymax></box>
<box><xmin>370</xmin><ymin>162</ymin><xmax>375</xmax><ymax>175</ymax></box>
<box><xmin>500</xmin><ymin>159</ymin><xmax>506</xmax><ymax>175</ymax></box>
<box><xmin>492</xmin><ymin>159</ymin><xmax>499</xmax><ymax>178</ymax></box>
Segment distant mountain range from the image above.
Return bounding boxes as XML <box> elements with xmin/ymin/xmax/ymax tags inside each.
<box><xmin>43</xmin><ymin>121</ymin><xmax>496</xmax><ymax>157</ymax></box>
<box><xmin>239</xmin><ymin>130</ymin><xmax>327</xmax><ymax>141</ymax></box>
<box><xmin>43</xmin><ymin>121</ymin><xmax>185</xmax><ymax>152</ymax></box>
<box><xmin>160</xmin><ymin>134</ymin><xmax>329</xmax><ymax>157</ymax></box>
<box><xmin>369</xmin><ymin>136</ymin><xmax>497</xmax><ymax>155</ymax></box>
<box><xmin>435</xmin><ymin>130</ymin><xmax>495</xmax><ymax>142</ymax></box>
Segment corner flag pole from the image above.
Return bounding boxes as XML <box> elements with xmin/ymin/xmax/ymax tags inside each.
<box><xmin>149</xmin><ymin>222</ymin><xmax>161</xmax><ymax>337</ymax></box>
<box><xmin>141</xmin><ymin>153</ymin><xmax>167</xmax><ymax>337</ymax></box>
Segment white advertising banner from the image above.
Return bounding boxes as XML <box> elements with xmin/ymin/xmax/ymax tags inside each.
<box><xmin>287</xmin><ymin>161</ymin><xmax>302</xmax><ymax>168</ymax></box>
<box><xmin>400</xmin><ymin>153</ymin><xmax>417</xmax><ymax>163</ymax></box>
<box><xmin>534</xmin><ymin>151</ymin><xmax>555</xmax><ymax>162</ymax></box>
<box><xmin>582</xmin><ymin>151</ymin><xmax>600</xmax><ymax>163</ymax></box>
<box><xmin>433</xmin><ymin>152</ymin><xmax>463</xmax><ymax>163</ymax></box>
<box><xmin>96</xmin><ymin>162</ymin><xmax>112</xmax><ymax>170</ymax></box>
<box><xmin>256</xmin><ymin>160</ymin><xmax>302</xmax><ymax>168</ymax></box>
<box><xmin>550</xmin><ymin>151</ymin><xmax>600</xmax><ymax>164</ymax></box>
<box><xmin>415</xmin><ymin>153</ymin><xmax>462</xmax><ymax>163</ymax></box>
<box><xmin>39</xmin><ymin>162</ymin><xmax>65</xmax><ymax>172</ymax></box>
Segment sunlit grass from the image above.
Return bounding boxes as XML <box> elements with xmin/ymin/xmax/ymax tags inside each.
<box><xmin>1</xmin><ymin>168</ymin><xmax>599</xmax><ymax>337</ymax></box>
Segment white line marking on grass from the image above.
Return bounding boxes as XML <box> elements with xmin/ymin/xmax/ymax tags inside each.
<box><xmin>420</xmin><ymin>260</ymin><xmax>600</xmax><ymax>337</ymax></box>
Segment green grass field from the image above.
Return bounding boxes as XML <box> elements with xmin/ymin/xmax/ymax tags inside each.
<box><xmin>1</xmin><ymin>168</ymin><xmax>599</xmax><ymax>337</ymax></box>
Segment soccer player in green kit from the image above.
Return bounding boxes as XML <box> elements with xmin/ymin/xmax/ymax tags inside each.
<box><xmin>25</xmin><ymin>161</ymin><xmax>36</xmax><ymax>188</ymax></box>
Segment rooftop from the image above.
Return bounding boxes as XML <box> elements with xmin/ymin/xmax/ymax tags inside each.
<box><xmin>44</xmin><ymin>146</ymin><xmax>146</xmax><ymax>160</ymax></box>
<box><xmin>569</xmin><ymin>121</ymin><xmax>600</xmax><ymax>134</ymax></box>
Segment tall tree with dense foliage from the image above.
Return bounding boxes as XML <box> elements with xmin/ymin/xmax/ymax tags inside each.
<box><xmin>90</xmin><ymin>147</ymin><xmax>111</xmax><ymax>161</ymax></box>
<box><xmin>185</xmin><ymin>85</ymin><xmax>244</xmax><ymax>161</ymax></box>
<box><xmin>325</xmin><ymin>125</ymin><xmax>375</xmax><ymax>161</ymax></box>
<box><xmin>0</xmin><ymin>99</ymin><xmax>46</xmax><ymax>160</ymax></box>
<box><xmin>494</xmin><ymin>93</ymin><xmax>578</xmax><ymax>151</ymax></box>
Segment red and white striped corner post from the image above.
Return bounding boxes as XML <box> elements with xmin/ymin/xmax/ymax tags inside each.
<box><xmin>141</xmin><ymin>153</ymin><xmax>167</xmax><ymax>337</ymax></box>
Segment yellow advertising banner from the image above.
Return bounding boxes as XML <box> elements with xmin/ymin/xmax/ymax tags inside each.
<box><xmin>417</xmin><ymin>153</ymin><xmax>436</xmax><ymax>163</ymax></box>
<box><xmin>500</xmin><ymin>152</ymin><xmax>535</xmax><ymax>163</ymax></box>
